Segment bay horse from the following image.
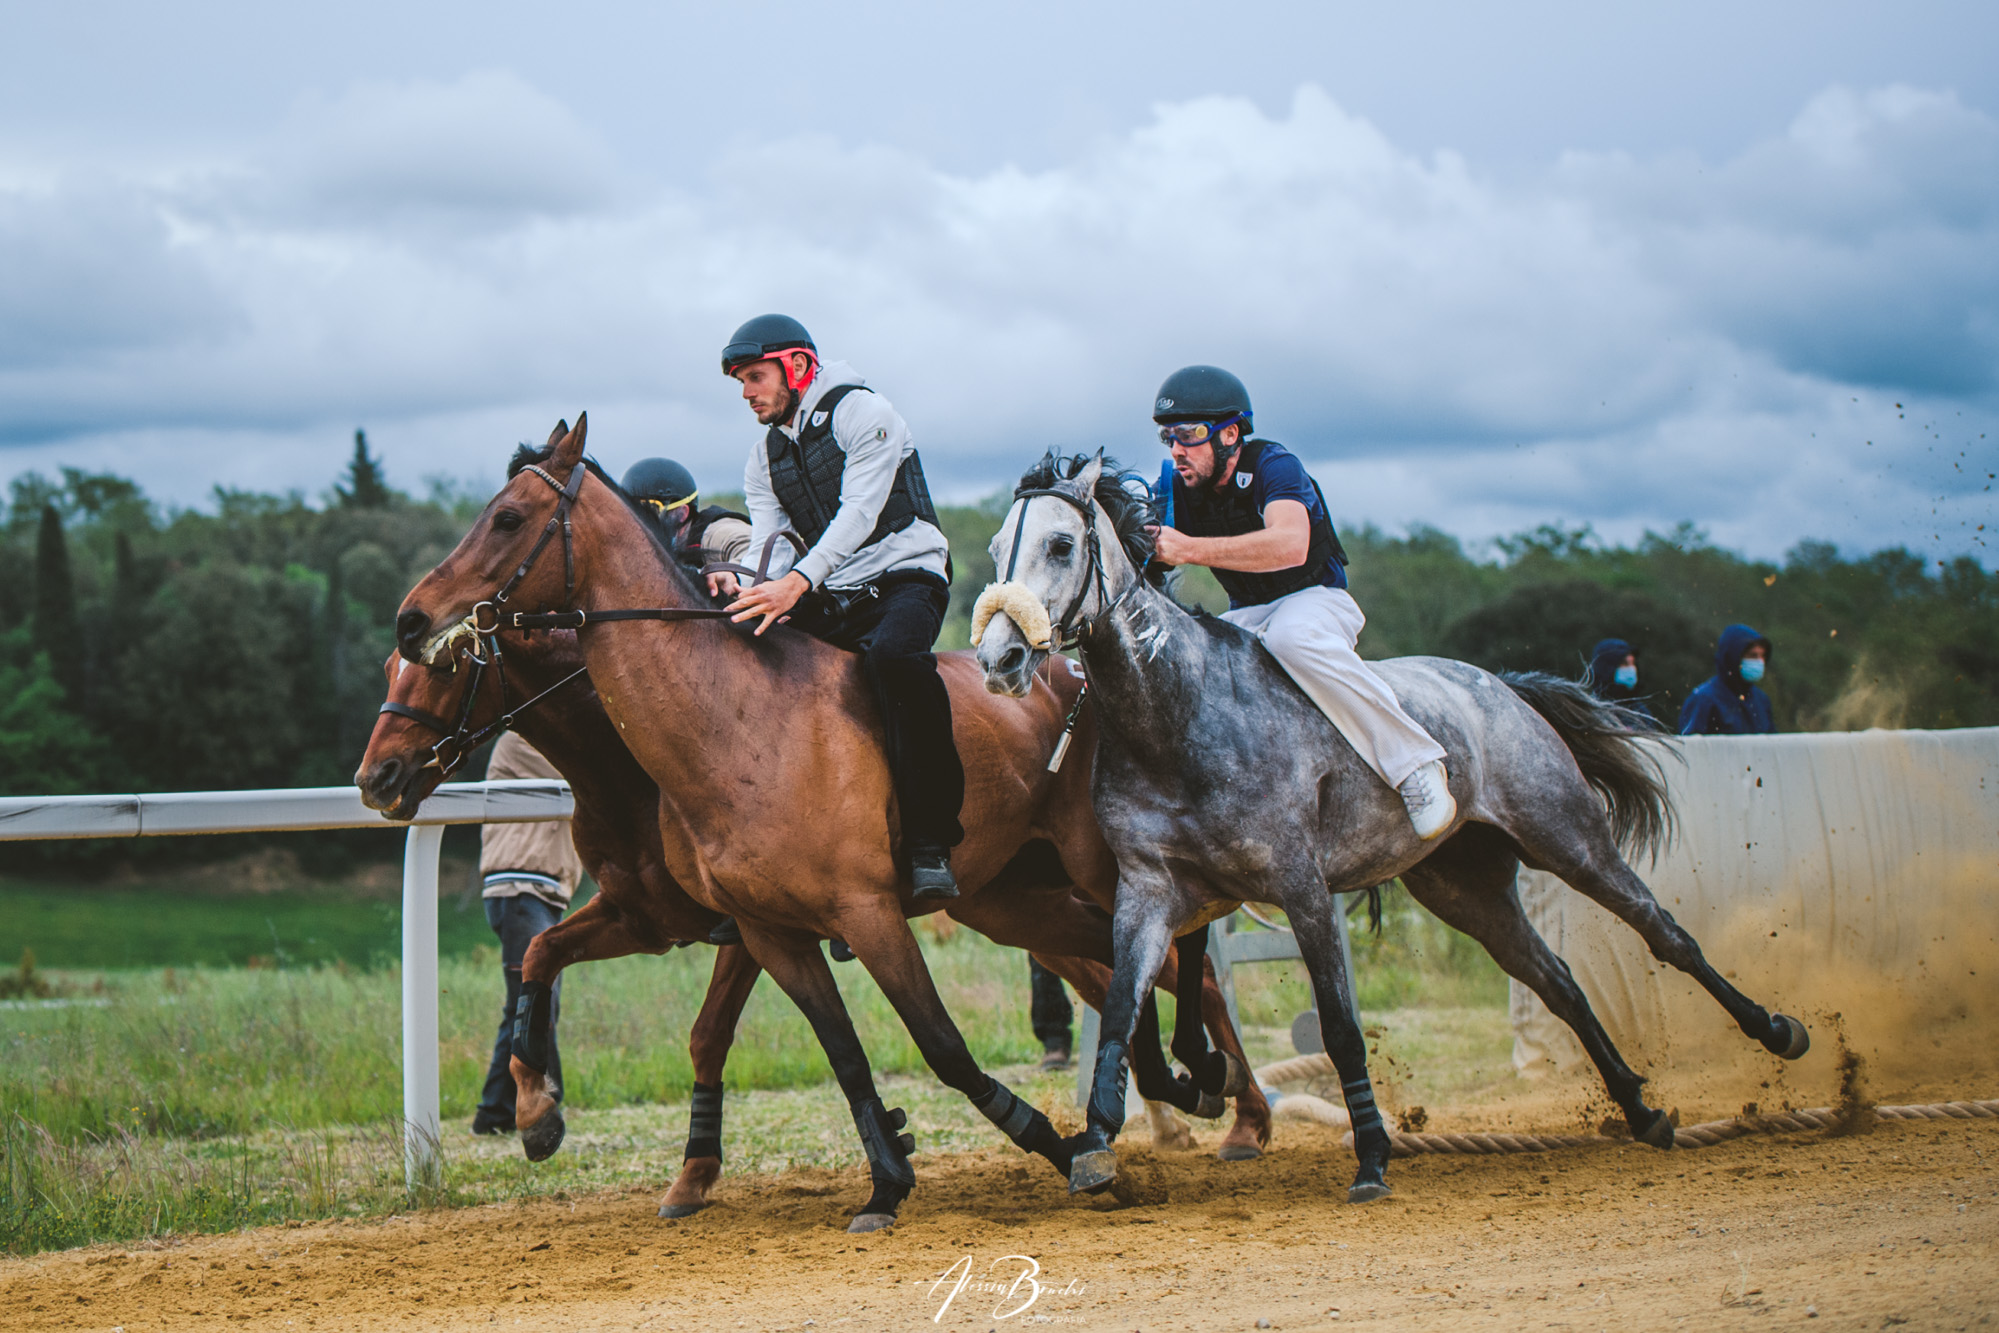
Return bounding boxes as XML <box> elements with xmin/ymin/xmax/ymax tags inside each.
<box><xmin>357</xmin><ymin>619</ymin><xmax>1268</xmax><ymax>1217</ymax></box>
<box><xmin>389</xmin><ymin>417</ymin><xmax>1268</xmax><ymax>1231</ymax></box>
<box><xmin>973</xmin><ymin>453</ymin><xmax>1811</xmax><ymax>1200</ymax></box>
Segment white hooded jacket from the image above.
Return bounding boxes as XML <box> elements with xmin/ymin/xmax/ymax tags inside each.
<box><xmin>742</xmin><ymin>360</ymin><xmax>951</xmax><ymax>590</ymax></box>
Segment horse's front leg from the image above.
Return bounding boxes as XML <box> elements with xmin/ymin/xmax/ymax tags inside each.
<box><xmin>1069</xmin><ymin>877</ymin><xmax>1178</xmax><ymax>1194</ymax></box>
<box><xmin>510</xmin><ymin>891</ymin><xmax>667</xmax><ymax>1161</ymax></box>
<box><xmin>838</xmin><ymin>898</ymin><xmax>1077</xmax><ymax>1186</ymax></box>
<box><xmin>659</xmin><ymin>942</ymin><xmax>763</xmax><ymax>1219</ymax></box>
<box><xmin>732</xmin><ymin>921</ymin><xmax>914</xmax><ymax>1234</ymax></box>
<box><xmin>1280</xmin><ymin>875</ymin><xmax>1392</xmax><ymax>1203</ymax></box>
<box><xmin>1154</xmin><ymin>941</ymin><xmax>1269</xmax><ymax>1160</ymax></box>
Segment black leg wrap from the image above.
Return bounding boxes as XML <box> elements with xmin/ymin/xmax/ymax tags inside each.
<box><xmin>513</xmin><ymin>981</ymin><xmax>554</xmax><ymax>1073</ymax></box>
<box><xmin>1087</xmin><ymin>1041</ymin><xmax>1131</xmax><ymax>1140</ymax></box>
<box><xmin>973</xmin><ymin>1076</ymin><xmax>1073</xmax><ymax>1176</ymax></box>
<box><xmin>684</xmin><ymin>1081</ymin><xmax>724</xmax><ymax>1163</ymax></box>
<box><xmin>851</xmin><ymin>1097</ymin><xmax>916</xmax><ymax>1217</ymax></box>
<box><xmin>1342</xmin><ymin>1077</ymin><xmax>1392</xmax><ymax>1202</ymax></box>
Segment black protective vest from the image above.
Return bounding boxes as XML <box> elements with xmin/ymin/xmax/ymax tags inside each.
<box><xmin>1175</xmin><ymin>437</ymin><xmax>1347</xmax><ymax>608</ymax></box>
<box><xmin>765</xmin><ymin>383</ymin><xmax>939</xmax><ymax>553</ymax></box>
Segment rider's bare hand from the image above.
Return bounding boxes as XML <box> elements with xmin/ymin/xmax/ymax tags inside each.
<box><xmin>728</xmin><ymin>570</ymin><xmax>809</xmax><ymax>636</ymax></box>
<box><xmin>706</xmin><ymin>570</ymin><xmax>740</xmax><ymax>600</ymax></box>
<box><xmin>1146</xmin><ymin>523</ymin><xmax>1198</xmax><ymax>567</ymax></box>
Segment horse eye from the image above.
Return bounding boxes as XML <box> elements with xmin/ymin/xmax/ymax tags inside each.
<box><xmin>1047</xmin><ymin>536</ymin><xmax>1074</xmax><ymax>558</ymax></box>
<box><xmin>494</xmin><ymin>510</ymin><xmax>524</xmax><ymax>532</ymax></box>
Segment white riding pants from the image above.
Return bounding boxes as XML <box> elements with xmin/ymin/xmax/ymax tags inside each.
<box><xmin>1221</xmin><ymin>585</ymin><xmax>1447</xmax><ymax>789</ymax></box>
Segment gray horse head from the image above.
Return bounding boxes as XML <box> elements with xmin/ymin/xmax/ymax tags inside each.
<box><xmin>974</xmin><ymin>452</ymin><xmax>1160</xmax><ymax>696</ymax></box>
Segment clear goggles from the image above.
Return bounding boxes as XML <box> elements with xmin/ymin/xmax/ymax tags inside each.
<box><xmin>1157</xmin><ymin>413</ymin><xmax>1245</xmax><ymax>448</ymax></box>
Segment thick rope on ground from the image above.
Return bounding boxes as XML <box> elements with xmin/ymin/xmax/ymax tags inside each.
<box><xmin>1255</xmin><ymin>1053</ymin><xmax>1997</xmax><ymax>1157</ymax></box>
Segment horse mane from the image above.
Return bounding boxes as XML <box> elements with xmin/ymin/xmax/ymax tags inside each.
<box><xmin>1013</xmin><ymin>452</ymin><xmax>1167</xmax><ymax>587</ymax></box>
<box><xmin>505</xmin><ymin>440</ymin><xmax>713</xmax><ymax>604</ymax></box>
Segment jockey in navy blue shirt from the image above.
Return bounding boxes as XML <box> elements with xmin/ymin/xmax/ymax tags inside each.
<box><xmin>1678</xmin><ymin>624</ymin><xmax>1776</xmax><ymax>735</ymax></box>
<box><xmin>1148</xmin><ymin>365</ymin><xmax>1456</xmax><ymax>840</ymax></box>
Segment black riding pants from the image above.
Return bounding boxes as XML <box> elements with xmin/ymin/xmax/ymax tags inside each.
<box><xmin>789</xmin><ymin>571</ymin><xmax>966</xmax><ymax>851</ymax></box>
<box><xmin>1029</xmin><ymin>957</ymin><xmax>1074</xmax><ymax>1051</ymax></box>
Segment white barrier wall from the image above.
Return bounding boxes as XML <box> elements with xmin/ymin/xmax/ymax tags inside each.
<box><xmin>1512</xmin><ymin>727</ymin><xmax>1999</xmax><ymax>1098</ymax></box>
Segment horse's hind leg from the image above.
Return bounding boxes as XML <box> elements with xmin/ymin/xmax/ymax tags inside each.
<box><xmin>659</xmin><ymin>943</ymin><xmax>763</xmax><ymax>1219</ymax></box>
<box><xmin>737</xmin><ymin>924</ymin><xmax>917</xmax><ymax>1234</ymax></box>
<box><xmin>1400</xmin><ymin>825</ymin><xmax>1674</xmax><ymax>1147</ymax></box>
<box><xmin>1278</xmin><ymin>869</ymin><xmax>1393</xmax><ymax>1203</ymax></box>
<box><xmin>1516</xmin><ymin>815</ymin><xmax>1809</xmax><ymax>1062</ymax></box>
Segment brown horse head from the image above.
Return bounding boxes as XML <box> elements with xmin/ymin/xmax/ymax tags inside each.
<box><xmin>394</xmin><ymin>414</ymin><xmax>593</xmax><ymax>665</ymax></box>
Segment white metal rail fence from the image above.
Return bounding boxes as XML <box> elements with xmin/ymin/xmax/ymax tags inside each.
<box><xmin>0</xmin><ymin>780</ymin><xmax>574</xmax><ymax>1187</ymax></box>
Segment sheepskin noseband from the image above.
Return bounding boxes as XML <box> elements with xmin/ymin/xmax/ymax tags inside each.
<box><xmin>970</xmin><ymin>581</ymin><xmax>1053</xmax><ymax>650</ymax></box>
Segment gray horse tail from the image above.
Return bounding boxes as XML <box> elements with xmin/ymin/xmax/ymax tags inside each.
<box><xmin>1498</xmin><ymin>671</ymin><xmax>1678</xmax><ymax>863</ymax></box>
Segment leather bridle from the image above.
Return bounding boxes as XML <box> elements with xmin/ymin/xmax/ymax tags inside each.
<box><xmin>381</xmin><ymin>458</ymin><xmax>806</xmax><ymax>773</ymax></box>
<box><xmin>1000</xmin><ymin>479</ymin><xmax>1142</xmax><ymax>650</ymax></box>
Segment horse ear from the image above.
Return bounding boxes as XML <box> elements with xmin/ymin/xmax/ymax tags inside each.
<box><xmin>545</xmin><ymin>419</ymin><xmax>569</xmax><ymax>450</ymax></box>
<box><xmin>553</xmin><ymin>412</ymin><xmax>588</xmax><ymax>468</ymax></box>
<box><xmin>1072</xmin><ymin>453</ymin><xmax>1105</xmax><ymax>498</ymax></box>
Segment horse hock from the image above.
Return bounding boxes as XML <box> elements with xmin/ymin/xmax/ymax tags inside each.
<box><xmin>848</xmin><ymin>1098</ymin><xmax>917</xmax><ymax>1234</ymax></box>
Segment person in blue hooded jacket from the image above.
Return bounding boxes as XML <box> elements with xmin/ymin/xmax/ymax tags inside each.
<box><xmin>1586</xmin><ymin>637</ymin><xmax>1659</xmax><ymax>729</ymax></box>
<box><xmin>1678</xmin><ymin>624</ymin><xmax>1776</xmax><ymax>735</ymax></box>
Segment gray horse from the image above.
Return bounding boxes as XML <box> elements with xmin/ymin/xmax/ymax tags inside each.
<box><xmin>973</xmin><ymin>452</ymin><xmax>1810</xmax><ymax>1202</ymax></box>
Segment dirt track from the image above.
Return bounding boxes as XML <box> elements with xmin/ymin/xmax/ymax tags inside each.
<box><xmin>7</xmin><ymin>1113</ymin><xmax>1994</xmax><ymax>1332</ymax></box>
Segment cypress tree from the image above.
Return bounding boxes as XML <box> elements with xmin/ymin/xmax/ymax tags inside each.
<box><xmin>31</xmin><ymin>504</ymin><xmax>86</xmax><ymax>709</ymax></box>
<box><xmin>337</xmin><ymin>429</ymin><xmax>392</xmax><ymax>509</ymax></box>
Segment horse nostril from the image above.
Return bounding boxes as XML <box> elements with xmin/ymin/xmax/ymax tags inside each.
<box><xmin>998</xmin><ymin>645</ymin><xmax>1028</xmax><ymax>676</ymax></box>
<box><xmin>396</xmin><ymin>609</ymin><xmax>431</xmax><ymax>661</ymax></box>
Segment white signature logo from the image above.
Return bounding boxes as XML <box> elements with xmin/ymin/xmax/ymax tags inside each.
<box><xmin>923</xmin><ymin>1254</ymin><xmax>1085</xmax><ymax>1322</ymax></box>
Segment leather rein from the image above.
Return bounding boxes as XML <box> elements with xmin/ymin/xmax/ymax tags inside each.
<box><xmin>380</xmin><ymin>460</ymin><xmax>802</xmax><ymax>774</ymax></box>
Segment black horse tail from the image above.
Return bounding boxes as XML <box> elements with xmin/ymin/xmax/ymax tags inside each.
<box><xmin>1499</xmin><ymin>671</ymin><xmax>1679</xmax><ymax>863</ymax></box>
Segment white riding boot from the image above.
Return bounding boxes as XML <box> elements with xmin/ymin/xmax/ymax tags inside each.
<box><xmin>1398</xmin><ymin>760</ymin><xmax>1457</xmax><ymax>840</ymax></box>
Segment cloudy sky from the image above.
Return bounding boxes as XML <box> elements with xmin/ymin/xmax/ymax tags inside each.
<box><xmin>3</xmin><ymin>0</ymin><xmax>1994</xmax><ymax>563</ymax></box>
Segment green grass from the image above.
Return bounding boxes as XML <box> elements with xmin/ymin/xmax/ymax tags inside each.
<box><xmin>0</xmin><ymin>859</ymin><xmax>497</xmax><ymax>970</ymax></box>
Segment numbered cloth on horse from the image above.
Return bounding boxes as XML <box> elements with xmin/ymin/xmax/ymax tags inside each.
<box><xmin>1511</xmin><ymin>726</ymin><xmax>1999</xmax><ymax>1093</ymax></box>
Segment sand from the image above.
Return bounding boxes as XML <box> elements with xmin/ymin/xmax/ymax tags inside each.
<box><xmin>6</xmin><ymin>1109</ymin><xmax>1994</xmax><ymax>1332</ymax></box>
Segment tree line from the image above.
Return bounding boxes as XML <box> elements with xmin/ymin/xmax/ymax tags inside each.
<box><xmin>3</xmin><ymin>436</ymin><xmax>1992</xmax><ymax>868</ymax></box>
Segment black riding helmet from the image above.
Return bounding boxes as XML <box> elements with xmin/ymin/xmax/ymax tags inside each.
<box><xmin>621</xmin><ymin>457</ymin><xmax>699</xmax><ymax>511</ymax></box>
<box><xmin>1153</xmin><ymin>365</ymin><xmax>1254</xmax><ymax>473</ymax></box>
<box><xmin>721</xmin><ymin>313</ymin><xmax>816</xmax><ymax>377</ymax></box>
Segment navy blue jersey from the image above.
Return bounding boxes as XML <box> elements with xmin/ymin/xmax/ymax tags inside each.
<box><xmin>1170</xmin><ymin>438</ymin><xmax>1346</xmax><ymax>608</ymax></box>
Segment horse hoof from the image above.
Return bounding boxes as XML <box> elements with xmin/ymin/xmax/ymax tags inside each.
<box><xmin>1347</xmin><ymin>1181</ymin><xmax>1392</xmax><ymax>1204</ymax></box>
<box><xmin>658</xmin><ymin>1201</ymin><xmax>705</xmax><ymax>1219</ymax></box>
<box><xmin>1193</xmin><ymin>1091</ymin><xmax>1227</xmax><ymax>1121</ymax></box>
<box><xmin>1218</xmin><ymin>1051</ymin><xmax>1251</xmax><ymax>1099</ymax></box>
<box><xmin>1632</xmin><ymin>1108</ymin><xmax>1677</xmax><ymax>1149</ymax></box>
<box><xmin>847</xmin><ymin>1212</ymin><xmax>897</xmax><ymax>1234</ymax></box>
<box><xmin>1069</xmin><ymin>1148</ymin><xmax>1118</xmax><ymax>1195</ymax></box>
<box><xmin>519</xmin><ymin>1107</ymin><xmax>566</xmax><ymax>1162</ymax></box>
<box><xmin>1769</xmin><ymin>1013</ymin><xmax>1810</xmax><ymax>1060</ymax></box>
<box><xmin>1216</xmin><ymin>1142</ymin><xmax>1264</xmax><ymax>1163</ymax></box>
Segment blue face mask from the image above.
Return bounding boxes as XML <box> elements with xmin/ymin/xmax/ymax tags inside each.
<box><xmin>1613</xmin><ymin>664</ymin><xmax>1638</xmax><ymax>689</ymax></box>
<box><xmin>1739</xmin><ymin>657</ymin><xmax>1766</xmax><ymax>683</ymax></box>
